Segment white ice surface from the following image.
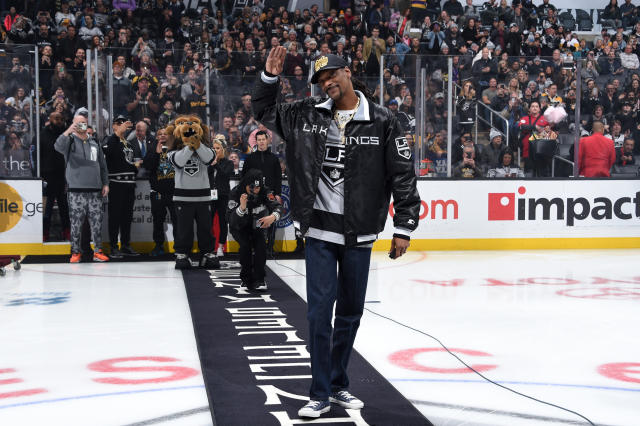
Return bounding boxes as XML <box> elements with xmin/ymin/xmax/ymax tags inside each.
<box><xmin>1</xmin><ymin>250</ymin><xmax>639</xmax><ymax>426</ymax></box>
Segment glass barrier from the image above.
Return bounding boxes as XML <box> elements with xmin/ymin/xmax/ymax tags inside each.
<box><xmin>382</xmin><ymin>53</ymin><xmax>583</xmax><ymax>179</ymax></box>
<box><xmin>88</xmin><ymin>47</ymin><xmax>622</xmax><ymax>180</ymax></box>
<box><xmin>0</xmin><ymin>44</ymin><xmax>37</xmax><ymax>178</ymax></box>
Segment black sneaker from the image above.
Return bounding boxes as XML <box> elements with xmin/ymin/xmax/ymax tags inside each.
<box><xmin>175</xmin><ymin>254</ymin><xmax>191</xmax><ymax>270</ymax></box>
<box><xmin>253</xmin><ymin>281</ymin><xmax>267</xmax><ymax>291</ymax></box>
<box><xmin>200</xmin><ymin>253</ymin><xmax>220</xmax><ymax>269</ymax></box>
<box><xmin>110</xmin><ymin>248</ymin><xmax>124</xmax><ymax>259</ymax></box>
<box><xmin>241</xmin><ymin>280</ymin><xmax>256</xmax><ymax>291</ymax></box>
<box><xmin>150</xmin><ymin>244</ymin><xmax>165</xmax><ymax>256</ymax></box>
<box><xmin>120</xmin><ymin>245</ymin><xmax>140</xmax><ymax>256</ymax></box>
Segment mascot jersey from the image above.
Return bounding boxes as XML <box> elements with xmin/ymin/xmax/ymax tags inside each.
<box><xmin>169</xmin><ymin>144</ymin><xmax>214</xmax><ymax>202</ymax></box>
<box><xmin>167</xmin><ymin>116</ymin><xmax>215</xmax><ymax>202</ymax></box>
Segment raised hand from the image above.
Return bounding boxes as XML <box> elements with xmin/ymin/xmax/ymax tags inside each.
<box><xmin>265</xmin><ymin>46</ymin><xmax>287</xmax><ymax>76</ymax></box>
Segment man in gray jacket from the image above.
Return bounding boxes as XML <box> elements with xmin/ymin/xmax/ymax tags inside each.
<box><xmin>55</xmin><ymin>113</ymin><xmax>110</xmax><ymax>263</ymax></box>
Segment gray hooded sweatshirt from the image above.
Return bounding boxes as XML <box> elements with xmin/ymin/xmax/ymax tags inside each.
<box><xmin>55</xmin><ymin>133</ymin><xmax>109</xmax><ymax>191</ymax></box>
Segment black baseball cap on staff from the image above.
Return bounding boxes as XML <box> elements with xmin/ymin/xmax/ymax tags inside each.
<box><xmin>311</xmin><ymin>54</ymin><xmax>349</xmax><ymax>84</ymax></box>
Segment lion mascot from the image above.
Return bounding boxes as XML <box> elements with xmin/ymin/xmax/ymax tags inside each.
<box><xmin>166</xmin><ymin>115</ymin><xmax>220</xmax><ymax>270</ymax></box>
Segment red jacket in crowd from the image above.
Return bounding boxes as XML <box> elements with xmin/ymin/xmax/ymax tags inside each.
<box><xmin>578</xmin><ymin>132</ymin><xmax>616</xmax><ymax>177</ymax></box>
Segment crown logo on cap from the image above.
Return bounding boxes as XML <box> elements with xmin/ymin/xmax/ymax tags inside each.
<box><xmin>315</xmin><ymin>56</ymin><xmax>329</xmax><ymax>72</ymax></box>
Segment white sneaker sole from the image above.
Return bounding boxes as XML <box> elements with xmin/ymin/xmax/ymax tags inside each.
<box><xmin>298</xmin><ymin>406</ymin><xmax>330</xmax><ymax>418</ymax></box>
<box><xmin>329</xmin><ymin>397</ymin><xmax>364</xmax><ymax>409</ymax></box>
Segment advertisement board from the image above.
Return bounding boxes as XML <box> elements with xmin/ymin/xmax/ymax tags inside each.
<box><xmin>0</xmin><ymin>179</ymin><xmax>43</xmax><ymax>251</ymax></box>
<box><xmin>377</xmin><ymin>180</ymin><xmax>640</xmax><ymax>250</ymax></box>
<box><xmin>2</xmin><ymin>179</ymin><xmax>639</xmax><ymax>254</ymax></box>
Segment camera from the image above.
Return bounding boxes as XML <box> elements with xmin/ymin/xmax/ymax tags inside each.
<box><xmin>78</xmin><ymin>122</ymin><xmax>87</xmax><ymax>131</ymax></box>
<box><xmin>162</xmin><ymin>145</ymin><xmax>168</xmax><ymax>153</ymax></box>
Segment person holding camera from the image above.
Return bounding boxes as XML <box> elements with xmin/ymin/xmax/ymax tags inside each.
<box><xmin>144</xmin><ymin>127</ymin><xmax>177</xmax><ymax>256</ymax></box>
<box><xmin>103</xmin><ymin>115</ymin><xmax>141</xmax><ymax>257</ymax></box>
<box><xmin>454</xmin><ymin>145</ymin><xmax>483</xmax><ymax>178</ymax></box>
<box><xmin>227</xmin><ymin>169</ymin><xmax>282</xmax><ymax>290</ymax></box>
<box><xmin>55</xmin><ymin>113</ymin><xmax>110</xmax><ymax>263</ymax></box>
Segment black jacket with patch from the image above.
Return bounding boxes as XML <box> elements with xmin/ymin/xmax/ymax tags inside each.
<box><xmin>252</xmin><ymin>75</ymin><xmax>420</xmax><ymax>242</ymax></box>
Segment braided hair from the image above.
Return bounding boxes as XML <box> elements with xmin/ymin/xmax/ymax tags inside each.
<box><xmin>351</xmin><ymin>77</ymin><xmax>377</xmax><ymax>103</ymax></box>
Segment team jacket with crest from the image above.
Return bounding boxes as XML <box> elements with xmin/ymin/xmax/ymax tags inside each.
<box><xmin>168</xmin><ymin>144</ymin><xmax>214</xmax><ymax>202</ymax></box>
<box><xmin>102</xmin><ymin>134</ymin><xmax>138</xmax><ymax>184</ymax></box>
<box><xmin>226</xmin><ymin>185</ymin><xmax>283</xmax><ymax>231</ymax></box>
<box><xmin>252</xmin><ymin>74</ymin><xmax>421</xmax><ymax>245</ymax></box>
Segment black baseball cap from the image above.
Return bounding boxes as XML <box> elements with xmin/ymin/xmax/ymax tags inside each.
<box><xmin>311</xmin><ymin>54</ymin><xmax>349</xmax><ymax>84</ymax></box>
<box><xmin>241</xmin><ymin>169</ymin><xmax>264</xmax><ymax>188</ymax></box>
<box><xmin>114</xmin><ymin>114</ymin><xmax>130</xmax><ymax>123</ymax></box>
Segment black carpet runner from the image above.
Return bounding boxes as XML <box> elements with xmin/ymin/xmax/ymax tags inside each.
<box><xmin>183</xmin><ymin>262</ymin><xmax>433</xmax><ymax>425</ymax></box>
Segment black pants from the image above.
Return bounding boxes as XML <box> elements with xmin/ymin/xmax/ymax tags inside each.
<box><xmin>174</xmin><ymin>201</ymin><xmax>214</xmax><ymax>255</ymax></box>
<box><xmin>231</xmin><ymin>226</ymin><xmax>266</xmax><ymax>284</ymax></box>
<box><xmin>43</xmin><ymin>178</ymin><xmax>70</xmax><ymax>235</ymax></box>
<box><xmin>108</xmin><ymin>183</ymin><xmax>135</xmax><ymax>248</ymax></box>
<box><xmin>212</xmin><ymin>196</ymin><xmax>228</xmax><ymax>247</ymax></box>
<box><xmin>151</xmin><ymin>191</ymin><xmax>177</xmax><ymax>246</ymax></box>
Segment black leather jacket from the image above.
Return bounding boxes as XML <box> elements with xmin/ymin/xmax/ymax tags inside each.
<box><xmin>252</xmin><ymin>75</ymin><xmax>420</xmax><ymax>242</ymax></box>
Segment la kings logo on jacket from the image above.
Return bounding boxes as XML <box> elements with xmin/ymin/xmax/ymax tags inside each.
<box><xmin>184</xmin><ymin>156</ymin><xmax>200</xmax><ymax>177</ymax></box>
<box><xmin>395</xmin><ymin>136</ymin><xmax>412</xmax><ymax>160</ymax></box>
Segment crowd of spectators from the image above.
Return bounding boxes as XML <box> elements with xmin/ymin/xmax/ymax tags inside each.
<box><xmin>1</xmin><ymin>0</ymin><xmax>640</xmax><ymax>181</ymax></box>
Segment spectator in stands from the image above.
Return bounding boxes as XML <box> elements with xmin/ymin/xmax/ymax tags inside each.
<box><xmin>452</xmin><ymin>131</ymin><xmax>483</xmax><ymax>165</ymax></box>
<box><xmin>112</xmin><ymin>62</ymin><xmax>132</xmax><ymax>118</ymax></box>
<box><xmin>457</xmin><ymin>80</ymin><xmax>477</xmax><ymax>131</ymax></box>
<box><xmin>621</xmin><ymin>43</ymin><xmax>640</xmax><ymax>73</ymax></box>
<box><xmin>518</xmin><ymin>100</ymin><xmax>543</xmax><ymax>174</ymax></box>
<box><xmin>183</xmin><ymin>77</ymin><xmax>208</xmax><ymax>123</ymax></box>
<box><xmin>127</xmin><ymin>76</ymin><xmax>159</xmax><ymax>126</ymax></box>
<box><xmin>621</xmin><ymin>0</ymin><xmax>638</xmax><ymax>28</ymax></box>
<box><xmin>606</xmin><ymin>120</ymin><xmax>626</xmax><ymax>147</ymax></box>
<box><xmin>472</xmin><ymin>47</ymin><xmax>497</xmax><ymax>86</ymax></box>
<box><xmin>599</xmin><ymin>49</ymin><xmax>624</xmax><ymax>78</ymax></box>
<box><xmin>528</xmin><ymin>116</ymin><xmax>558</xmax><ymax>177</ymax></box>
<box><xmin>0</xmin><ymin>131</ymin><xmax>31</xmax><ymax>177</ymax></box>
<box><xmin>581</xmin><ymin>58</ymin><xmax>600</xmax><ymax>81</ymax></box>
<box><xmin>579</xmin><ymin>121</ymin><xmax>616</xmax><ymax>177</ymax></box>
<box><xmin>612</xmin><ymin>137</ymin><xmax>638</xmax><ymax>175</ymax></box>
<box><xmin>51</xmin><ymin>63</ymin><xmax>76</xmax><ymax>104</ymax></box>
<box><xmin>78</xmin><ymin>15</ymin><xmax>103</xmax><ymax>47</ymax></box>
<box><xmin>453</xmin><ymin>145</ymin><xmax>482</xmax><ymax>178</ymax></box>
<box><xmin>40</xmin><ymin>112</ymin><xmax>70</xmax><ymax>241</ymax></box>
<box><xmin>426</xmin><ymin>130</ymin><xmax>448</xmax><ymax>176</ymax></box>
<box><xmin>487</xmin><ymin>148</ymin><xmax>524</xmax><ymax>177</ymax></box>
<box><xmin>482</xmin><ymin>128</ymin><xmax>506</xmax><ymax>169</ymax></box>
<box><xmin>616</xmin><ymin>101</ymin><xmax>635</xmax><ymax>133</ymax></box>
<box><xmin>602</xmin><ymin>0</ymin><xmax>623</xmax><ymax>30</ymax></box>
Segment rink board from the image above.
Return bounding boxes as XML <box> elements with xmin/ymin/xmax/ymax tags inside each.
<box><xmin>1</xmin><ymin>178</ymin><xmax>639</xmax><ymax>254</ymax></box>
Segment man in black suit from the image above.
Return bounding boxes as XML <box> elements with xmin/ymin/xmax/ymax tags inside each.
<box><xmin>129</xmin><ymin>120</ymin><xmax>155</xmax><ymax>178</ymax></box>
